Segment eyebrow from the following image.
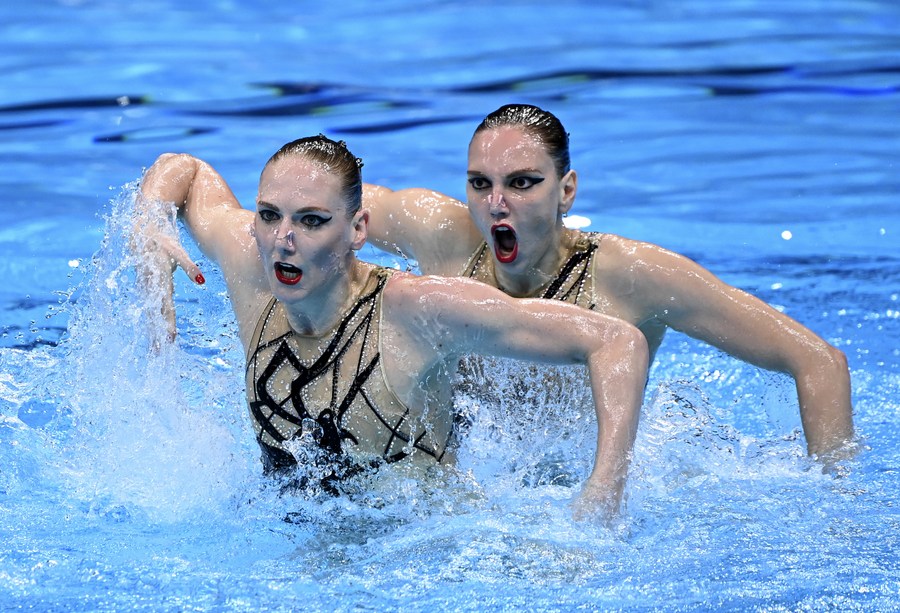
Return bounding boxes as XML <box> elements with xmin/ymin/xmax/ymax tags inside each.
<box><xmin>467</xmin><ymin>167</ymin><xmax>544</xmax><ymax>176</ymax></box>
<box><xmin>256</xmin><ymin>200</ymin><xmax>331</xmax><ymax>213</ymax></box>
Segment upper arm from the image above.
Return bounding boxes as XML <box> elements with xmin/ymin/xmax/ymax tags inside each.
<box><xmin>362</xmin><ymin>183</ymin><xmax>482</xmax><ymax>275</ymax></box>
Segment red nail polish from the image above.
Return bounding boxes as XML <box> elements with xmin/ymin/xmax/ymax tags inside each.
<box><xmin>195</xmin><ymin>273</ymin><xmax>205</xmax><ymax>285</ymax></box>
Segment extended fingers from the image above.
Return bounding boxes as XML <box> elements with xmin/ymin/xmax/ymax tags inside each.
<box><xmin>173</xmin><ymin>250</ymin><xmax>205</xmax><ymax>285</ymax></box>
<box><xmin>154</xmin><ymin>234</ymin><xmax>204</xmax><ymax>285</ymax></box>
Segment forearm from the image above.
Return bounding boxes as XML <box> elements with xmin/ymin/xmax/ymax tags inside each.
<box><xmin>580</xmin><ymin>328</ymin><xmax>648</xmax><ymax>518</ymax></box>
<box><xmin>794</xmin><ymin>345</ymin><xmax>854</xmax><ymax>458</ymax></box>
<box><xmin>667</xmin><ymin>284</ymin><xmax>855</xmax><ymax>458</ymax></box>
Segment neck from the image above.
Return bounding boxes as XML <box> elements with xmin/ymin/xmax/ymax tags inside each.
<box><xmin>492</xmin><ymin>227</ymin><xmax>576</xmax><ymax>298</ymax></box>
<box><xmin>284</xmin><ymin>258</ymin><xmax>370</xmax><ymax>337</ymax></box>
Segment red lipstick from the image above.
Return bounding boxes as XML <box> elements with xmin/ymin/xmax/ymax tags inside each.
<box><xmin>491</xmin><ymin>223</ymin><xmax>518</xmax><ymax>264</ymax></box>
<box><xmin>274</xmin><ymin>262</ymin><xmax>302</xmax><ymax>285</ymax></box>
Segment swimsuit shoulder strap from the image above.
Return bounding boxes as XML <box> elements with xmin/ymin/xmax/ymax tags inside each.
<box><xmin>246</xmin><ymin>296</ymin><xmax>280</xmax><ymax>365</ymax></box>
<box><xmin>540</xmin><ymin>232</ymin><xmax>604</xmax><ymax>308</ymax></box>
<box><xmin>459</xmin><ymin>241</ymin><xmax>490</xmax><ymax>279</ymax></box>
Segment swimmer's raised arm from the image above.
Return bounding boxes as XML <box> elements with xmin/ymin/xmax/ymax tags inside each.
<box><xmin>383</xmin><ymin>274</ymin><xmax>649</xmax><ymax>521</ymax></box>
<box><xmin>362</xmin><ymin>183</ymin><xmax>481</xmax><ymax>275</ymax></box>
<box><xmin>614</xmin><ymin>238</ymin><xmax>854</xmax><ymax>459</ymax></box>
<box><xmin>136</xmin><ymin>153</ymin><xmax>266</xmax><ymax>341</ymax></box>
<box><xmin>139</xmin><ymin>153</ymin><xmax>258</xmax><ymax>270</ymax></box>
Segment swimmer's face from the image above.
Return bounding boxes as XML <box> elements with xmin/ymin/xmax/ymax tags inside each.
<box><xmin>255</xmin><ymin>156</ymin><xmax>366</xmax><ymax>304</ymax></box>
<box><xmin>466</xmin><ymin>126</ymin><xmax>576</xmax><ymax>274</ymax></box>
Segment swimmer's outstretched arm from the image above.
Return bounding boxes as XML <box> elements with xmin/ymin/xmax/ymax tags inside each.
<box><xmin>362</xmin><ymin>184</ymin><xmax>480</xmax><ymax>276</ymax></box>
<box><xmin>383</xmin><ymin>274</ymin><xmax>649</xmax><ymax>522</ymax></box>
<box><xmin>618</xmin><ymin>239</ymin><xmax>855</xmax><ymax>460</ymax></box>
<box><xmin>135</xmin><ymin>153</ymin><xmax>265</xmax><ymax>342</ymax></box>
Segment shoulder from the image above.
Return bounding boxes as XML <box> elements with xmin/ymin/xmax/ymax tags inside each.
<box><xmin>386</xmin><ymin>270</ymin><xmax>501</xmax><ymax>295</ymax></box>
<box><xmin>384</xmin><ymin>270</ymin><xmax>456</xmax><ymax>304</ymax></box>
<box><xmin>593</xmin><ymin>233</ymin><xmax>701</xmax><ymax>273</ymax></box>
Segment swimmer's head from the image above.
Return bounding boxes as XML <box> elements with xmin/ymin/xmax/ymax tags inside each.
<box><xmin>473</xmin><ymin>104</ymin><xmax>571</xmax><ymax>179</ymax></box>
<box><xmin>265</xmin><ymin>134</ymin><xmax>364</xmax><ymax>217</ymax></box>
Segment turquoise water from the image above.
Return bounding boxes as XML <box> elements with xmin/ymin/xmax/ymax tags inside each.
<box><xmin>2</xmin><ymin>1</ymin><xmax>899</xmax><ymax>611</ymax></box>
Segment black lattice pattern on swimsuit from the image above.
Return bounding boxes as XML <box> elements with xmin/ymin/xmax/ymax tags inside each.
<box><xmin>247</xmin><ymin>275</ymin><xmax>445</xmax><ymax>463</ymax></box>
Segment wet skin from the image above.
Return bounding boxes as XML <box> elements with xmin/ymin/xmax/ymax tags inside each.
<box><xmin>466</xmin><ymin>126</ymin><xmax>578</xmax><ymax>297</ymax></box>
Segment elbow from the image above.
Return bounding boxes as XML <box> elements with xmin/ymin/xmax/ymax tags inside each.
<box><xmin>363</xmin><ymin>182</ymin><xmax>392</xmax><ymax>197</ymax></box>
<box><xmin>825</xmin><ymin>344</ymin><xmax>852</xmax><ymax>392</ymax></box>
<box><xmin>152</xmin><ymin>152</ymin><xmax>179</xmax><ymax>165</ymax></box>
<box><xmin>631</xmin><ymin>325</ymin><xmax>651</xmax><ymax>375</ymax></box>
<box><xmin>362</xmin><ymin>183</ymin><xmax>393</xmax><ymax>212</ymax></box>
<box><xmin>798</xmin><ymin>342</ymin><xmax>849</xmax><ymax>381</ymax></box>
<box><xmin>608</xmin><ymin>322</ymin><xmax>650</xmax><ymax>377</ymax></box>
<box><xmin>139</xmin><ymin>153</ymin><xmax>205</xmax><ymax>217</ymax></box>
<box><xmin>148</xmin><ymin>152</ymin><xmax>191</xmax><ymax>171</ymax></box>
<box><xmin>143</xmin><ymin>153</ymin><xmax>200</xmax><ymax>187</ymax></box>
<box><xmin>828</xmin><ymin>344</ymin><xmax>849</xmax><ymax>374</ymax></box>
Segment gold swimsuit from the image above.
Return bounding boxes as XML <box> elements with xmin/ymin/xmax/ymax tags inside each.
<box><xmin>245</xmin><ymin>268</ymin><xmax>451</xmax><ymax>479</ymax></box>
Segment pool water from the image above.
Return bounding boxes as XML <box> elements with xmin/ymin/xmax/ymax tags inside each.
<box><xmin>2</xmin><ymin>1</ymin><xmax>899</xmax><ymax>611</ymax></box>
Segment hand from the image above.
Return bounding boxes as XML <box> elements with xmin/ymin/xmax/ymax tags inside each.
<box><xmin>571</xmin><ymin>478</ymin><xmax>622</xmax><ymax>525</ymax></box>
<box><xmin>133</xmin><ymin>208</ymin><xmax>205</xmax><ymax>345</ymax></box>
<box><xmin>144</xmin><ymin>230</ymin><xmax>205</xmax><ymax>286</ymax></box>
<box><xmin>817</xmin><ymin>436</ymin><xmax>862</xmax><ymax>477</ymax></box>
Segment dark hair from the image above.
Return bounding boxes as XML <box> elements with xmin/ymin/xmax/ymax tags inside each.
<box><xmin>265</xmin><ymin>134</ymin><xmax>363</xmax><ymax>217</ymax></box>
<box><xmin>473</xmin><ymin>104</ymin><xmax>571</xmax><ymax>178</ymax></box>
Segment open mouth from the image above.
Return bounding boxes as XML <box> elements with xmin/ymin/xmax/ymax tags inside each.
<box><xmin>274</xmin><ymin>262</ymin><xmax>302</xmax><ymax>285</ymax></box>
<box><xmin>491</xmin><ymin>224</ymin><xmax>518</xmax><ymax>264</ymax></box>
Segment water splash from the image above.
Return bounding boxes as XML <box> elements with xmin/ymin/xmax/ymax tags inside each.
<box><xmin>1</xmin><ymin>185</ymin><xmax>893</xmax><ymax>610</ymax></box>
<box><xmin>4</xmin><ymin>182</ymin><xmax>257</xmax><ymax>524</ymax></box>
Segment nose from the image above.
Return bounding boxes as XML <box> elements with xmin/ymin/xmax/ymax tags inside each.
<box><xmin>488</xmin><ymin>191</ymin><xmax>508</xmax><ymax>217</ymax></box>
<box><xmin>276</xmin><ymin>222</ymin><xmax>295</xmax><ymax>250</ymax></box>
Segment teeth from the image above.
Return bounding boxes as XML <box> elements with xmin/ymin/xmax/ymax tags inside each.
<box><xmin>275</xmin><ymin>263</ymin><xmax>301</xmax><ymax>279</ymax></box>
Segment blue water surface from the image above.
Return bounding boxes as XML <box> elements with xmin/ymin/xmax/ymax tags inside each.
<box><xmin>2</xmin><ymin>1</ymin><xmax>899</xmax><ymax>611</ymax></box>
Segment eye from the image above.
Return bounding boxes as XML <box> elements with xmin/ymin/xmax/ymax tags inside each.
<box><xmin>258</xmin><ymin>208</ymin><xmax>280</xmax><ymax>223</ymax></box>
<box><xmin>300</xmin><ymin>213</ymin><xmax>331</xmax><ymax>228</ymax></box>
<box><xmin>509</xmin><ymin>176</ymin><xmax>544</xmax><ymax>190</ymax></box>
<box><xmin>468</xmin><ymin>176</ymin><xmax>490</xmax><ymax>190</ymax></box>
